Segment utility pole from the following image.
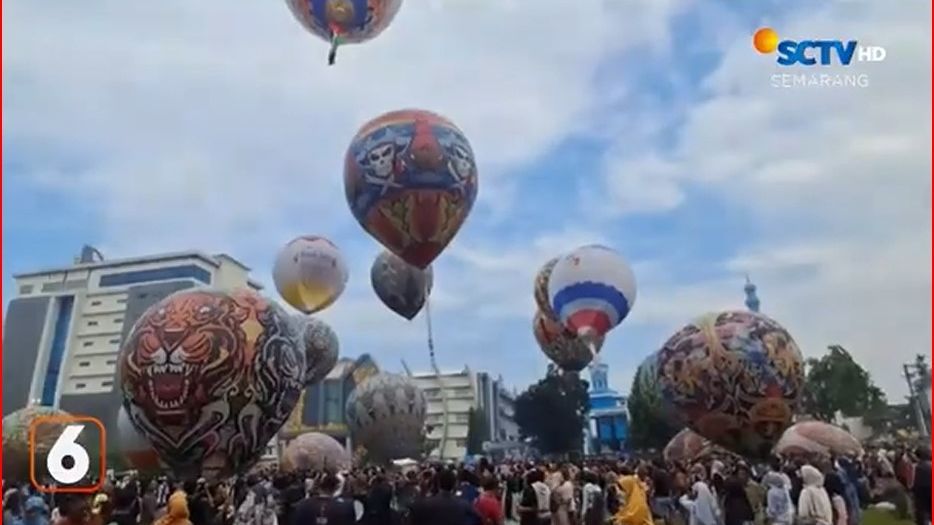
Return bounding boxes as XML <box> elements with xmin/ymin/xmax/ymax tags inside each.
<box><xmin>903</xmin><ymin>363</ymin><xmax>930</xmax><ymax>437</ymax></box>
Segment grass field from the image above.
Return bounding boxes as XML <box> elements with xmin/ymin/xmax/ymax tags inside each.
<box><xmin>861</xmin><ymin>508</ymin><xmax>916</xmax><ymax>525</ymax></box>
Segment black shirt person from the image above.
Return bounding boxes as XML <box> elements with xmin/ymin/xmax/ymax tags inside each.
<box><xmin>291</xmin><ymin>474</ymin><xmax>356</xmax><ymax>525</ymax></box>
<box><xmin>409</xmin><ymin>470</ymin><xmax>481</xmax><ymax>525</ymax></box>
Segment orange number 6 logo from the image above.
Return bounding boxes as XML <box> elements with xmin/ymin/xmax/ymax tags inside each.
<box><xmin>29</xmin><ymin>416</ymin><xmax>107</xmax><ymax>494</ymax></box>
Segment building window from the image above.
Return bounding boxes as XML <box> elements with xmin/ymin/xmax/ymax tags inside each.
<box><xmin>90</xmin><ymin>300</ymin><xmax>102</xmax><ymax>306</ymax></box>
<box><xmin>323</xmin><ymin>381</ymin><xmax>343</xmax><ymax>424</ymax></box>
<box><xmin>78</xmin><ymin>362</ymin><xmax>90</xmax><ymax>367</ymax></box>
<box><xmin>98</xmin><ymin>265</ymin><xmax>212</xmax><ymax>288</ymax></box>
<box><xmin>19</xmin><ymin>285</ymin><xmax>34</xmax><ymax>295</ymax></box>
<box><xmin>106</xmin><ymin>359</ymin><xmax>116</xmax><ymax>366</ymax></box>
<box><xmin>82</xmin><ymin>341</ymin><xmax>94</xmax><ymax>347</ymax></box>
<box><xmin>108</xmin><ymin>338</ymin><xmax>120</xmax><ymax>344</ymax></box>
<box><xmin>42</xmin><ymin>296</ymin><xmax>74</xmax><ymax>405</ymax></box>
<box><xmin>101</xmin><ymin>381</ymin><xmax>113</xmax><ymax>387</ymax></box>
<box><xmin>114</xmin><ymin>318</ymin><xmax>123</xmax><ymax>324</ymax></box>
<box><xmin>87</xmin><ymin>321</ymin><xmax>98</xmax><ymax>327</ymax></box>
<box><xmin>116</xmin><ymin>298</ymin><xmax>127</xmax><ymax>304</ymax></box>
<box><xmin>455</xmin><ymin>439</ymin><xmax>466</xmax><ymax>448</ymax></box>
<box><xmin>75</xmin><ymin>383</ymin><xmax>86</xmax><ymax>390</ymax></box>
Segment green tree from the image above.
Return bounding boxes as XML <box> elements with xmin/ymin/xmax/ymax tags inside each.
<box><xmin>626</xmin><ymin>367</ymin><xmax>678</xmax><ymax>450</ymax></box>
<box><xmin>803</xmin><ymin>345</ymin><xmax>887</xmax><ymax>421</ymax></box>
<box><xmin>465</xmin><ymin>407</ymin><xmax>489</xmax><ymax>455</ymax></box>
<box><xmin>514</xmin><ymin>368</ymin><xmax>589</xmax><ymax>455</ymax></box>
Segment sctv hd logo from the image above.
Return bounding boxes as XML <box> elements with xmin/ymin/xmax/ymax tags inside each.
<box><xmin>753</xmin><ymin>27</ymin><xmax>886</xmax><ymax>65</ymax></box>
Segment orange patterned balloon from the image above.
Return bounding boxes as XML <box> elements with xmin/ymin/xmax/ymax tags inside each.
<box><xmin>120</xmin><ymin>288</ymin><xmax>305</xmax><ymax>479</ymax></box>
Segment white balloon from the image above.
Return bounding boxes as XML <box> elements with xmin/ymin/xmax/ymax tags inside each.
<box><xmin>273</xmin><ymin>235</ymin><xmax>349</xmax><ymax>314</ymax></box>
<box><xmin>547</xmin><ymin>245</ymin><xmax>637</xmax><ymax>339</ymax></box>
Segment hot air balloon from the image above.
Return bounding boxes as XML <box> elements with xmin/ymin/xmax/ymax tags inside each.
<box><xmin>285</xmin><ymin>0</ymin><xmax>403</xmax><ymax>65</ymax></box>
<box><xmin>371</xmin><ymin>250</ymin><xmax>434</xmax><ymax>320</ymax></box>
<box><xmin>532</xmin><ymin>310</ymin><xmax>603</xmax><ymax>372</ymax></box>
<box><xmin>117</xmin><ymin>406</ymin><xmax>164</xmax><ymax>472</ymax></box>
<box><xmin>295</xmin><ymin>316</ymin><xmax>340</xmax><ymax>386</ymax></box>
<box><xmin>120</xmin><ymin>288</ymin><xmax>306</xmax><ymax>479</ymax></box>
<box><xmin>663</xmin><ymin>429</ymin><xmax>718</xmax><ymax>463</ymax></box>
<box><xmin>2</xmin><ymin>405</ymin><xmax>74</xmax><ymax>480</ymax></box>
<box><xmin>345</xmin><ymin>373</ymin><xmax>427</xmax><ymax>462</ymax></box>
<box><xmin>282</xmin><ymin>432</ymin><xmax>351</xmax><ymax>472</ymax></box>
<box><xmin>344</xmin><ymin>109</ymin><xmax>479</xmax><ymax>270</ymax></box>
<box><xmin>548</xmin><ymin>245</ymin><xmax>637</xmax><ymax>346</ymax></box>
<box><xmin>273</xmin><ymin>235</ymin><xmax>349</xmax><ymax>314</ymax></box>
<box><xmin>633</xmin><ymin>353</ymin><xmax>682</xmax><ymax>429</ymax></box>
<box><xmin>774</xmin><ymin>421</ymin><xmax>863</xmax><ymax>457</ymax></box>
<box><xmin>533</xmin><ymin>258</ymin><xmax>560</xmax><ymax>321</ymax></box>
<box><xmin>655</xmin><ymin>310</ymin><xmax>805</xmax><ymax>459</ymax></box>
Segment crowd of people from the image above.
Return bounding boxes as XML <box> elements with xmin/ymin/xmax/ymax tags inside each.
<box><xmin>3</xmin><ymin>445</ymin><xmax>930</xmax><ymax>525</ymax></box>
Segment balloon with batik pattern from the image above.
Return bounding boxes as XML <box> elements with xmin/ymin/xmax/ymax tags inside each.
<box><xmin>533</xmin><ymin>310</ymin><xmax>603</xmax><ymax>372</ymax></box>
<box><xmin>286</xmin><ymin>0</ymin><xmax>403</xmax><ymax>65</ymax></box>
<box><xmin>345</xmin><ymin>373</ymin><xmax>427</xmax><ymax>462</ymax></box>
<box><xmin>656</xmin><ymin>310</ymin><xmax>805</xmax><ymax>459</ymax></box>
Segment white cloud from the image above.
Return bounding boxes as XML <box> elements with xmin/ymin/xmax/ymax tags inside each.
<box><xmin>599</xmin><ymin>0</ymin><xmax>932</xmax><ymax>395</ymax></box>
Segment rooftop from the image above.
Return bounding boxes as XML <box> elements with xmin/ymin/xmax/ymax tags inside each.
<box><xmin>13</xmin><ymin>250</ymin><xmax>264</xmax><ymax>289</ymax></box>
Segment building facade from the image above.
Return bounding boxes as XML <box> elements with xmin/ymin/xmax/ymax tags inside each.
<box><xmin>278</xmin><ymin>355</ymin><xmax>380</xmax><ymax>449</ymax></box>
<box><xmin>586</xmin><ymin>359</ymin><xmax>629</xmax><ymax>454</ymax></box>
<box><xmin>410</xmin><ymin>368</ymin><xmax>518</xmax><ymax>460</ymax></box>
<box><xmin>2</xmin><ymin>247</ymin><xmax>264</xmax><ymax>441</ymax></box>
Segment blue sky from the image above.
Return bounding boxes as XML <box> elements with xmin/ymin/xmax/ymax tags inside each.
<box><xmin>3</xmin><ymin>0</ymin><xmax>930</xmax><ymax>398</ymax></box>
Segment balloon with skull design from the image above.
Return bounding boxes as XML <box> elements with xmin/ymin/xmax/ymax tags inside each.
<box><xmin>344</xmin><ymin>109</ymin><xmax>478</xmax><ymax>270</ymax></box>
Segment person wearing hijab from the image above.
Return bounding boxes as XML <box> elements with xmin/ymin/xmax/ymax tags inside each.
<box><xmin>4</xmin><ymin>489</ymin><xmax>24</xmax><ymax>525</ymax></box>
<box><xmin>613</xmin><ymin>475</ymin><xmax>653</xmax><ymax>525</ymax></box>
<box><xmin>154</xmin><ymin>492</ymin><xmax>191</xmax><ymax>525</ymax></box>
<box><xmin>722</xmin><ymin>475</ymin><xmax>755</xmax><ymax>525</ymax></box>
<box><xmin>797</xmin><ymin>466</ymin><xmax>833</xmax><ymax>525</ymax></box>
<box><xmin>551</xmin><ymin>467</ymin><xmax>576</xmax><ymax>525</ymax></box>
<box><xmin>234</xmin><ymin>486</ymin><xmax>277</xmax><ymax>525</ymax></box>
<box><xmin>679</xmin><ymin>480</ymin><xmax>721</xmax><ymax>525</ymax></box>
<box><xmin>764</xmin><ymin>472</ymin><xmax>794</xmax><ymax>525</ymax></box>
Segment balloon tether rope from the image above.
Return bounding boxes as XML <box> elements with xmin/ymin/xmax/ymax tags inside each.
<box><xmin>424</xmin><ymin>291</ymin><xmax>451</xmax><ymax>459</ymax></box>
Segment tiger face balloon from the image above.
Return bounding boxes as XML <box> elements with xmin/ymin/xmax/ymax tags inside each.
<box><xmin>120</xmin><ymin>289</ymin><xmax>305</xmax><ymax>479</ymax></box>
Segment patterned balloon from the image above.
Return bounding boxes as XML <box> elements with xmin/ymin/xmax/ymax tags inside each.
<box><xmin>656</xmin><ymin>310</ymin><xmax>805</xmax><ymax>459</ymax></box>
<box><xmin>2</xmin><ymin>405</ymin><xmax>73</xmax><ymax>480</ymax></box>
<box><xmin>634</xmin><ymin>353</ymin><xmax>682</xmax><ymax>428</ymax></box>
<box><xmin>370</xmin><ymin>250</ymin><xmax>434</xmax><ymax>320</ymax></box>
<box><xmin>774</xmin><ymin>421</ymin><xmax>863</xmax><ymax>457</ymax></box>
<box><xmin>345</xmin><ymin>373</ymin><xmax>427</xmax><ymax>462</ymax></box>
<box><xmin>285</xmin><ymin>0</ymin><xmax>402</xmax><ymax>64</ymax></box>
<box><xmin>548</xmin><ymin>245</ymin><xmax>637</xmax><ymax>342</ymax></box>
<box><xmin>120</xmin><ymin>289</ymin><xmax>305</xmax><ymax>479</ymax></box>
<box><xmin>117</xmin><ymin>406</ymin><xmax>164</xmax><ymax>472</ymax></box>
<box><xmin>294</xmin><ymin>316</ymin><xmax>340</xmax><ymax>386</ymax></box>
<box><xmin>533</xmin><ymin>258</ymin><xmax>560</xmax><ymax>321</ymax></box>
<box><xmin>532</xmin><ymin>310</ymin><xmax>603</xmax><ymax>372</ymax></box>
<box><xmin>344</xmin><ymin>109</ymin><xmax>479</xmax><ymax>270</ymax></box>
<box><xmin>282</xmin><ymin>432</ymin><xmax>351</xmax><ymax>472</ymax></box>
<box><xmin>274</xmin><ymin>235</ymin><xmax>349</xmax><ymax>314</ymax></box>
<box><xmin>663</xmin><ymin>428</ymin><xmax>729</xmax><ymax>463</ymax></box>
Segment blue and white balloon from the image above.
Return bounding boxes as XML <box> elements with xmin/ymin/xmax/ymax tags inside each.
<box><xmin>547</xmin><ymin>245</ymin><xmax>637</xmax><ymax>341</ymax></box>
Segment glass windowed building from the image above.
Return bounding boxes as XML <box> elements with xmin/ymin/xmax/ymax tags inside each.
<box><xmin>2</xmin><ymin>248</ymin><xmax>263</xmax><ymax>437</ymax></box>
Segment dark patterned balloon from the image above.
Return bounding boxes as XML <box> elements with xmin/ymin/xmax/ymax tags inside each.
<box><xmin>119</xmin><ymin>289</ymin><xmax>305</xmax><ymax>479</ymax></box>
<box><xmin>533</xmin><ymin>310</ymin><xmax>603</xmax><ymax>372</ymax></box>
<box><xmin>533</xmin><ymin>258</ymin><xmax>560</xmax><ymax>321</ymax></box>
<box><xmin>2</xmin><ymin>406</ymin><xmax>73</xmax><ymax>480</ymax></box>
<box><xmin>344</xmin><ymin>109</ymin><xmax>479</xmax><ymax>269</ymax></box>
<box><xmin>634</xmin><ymin>352</ymin><xmax>681</xmax><ymax>427</ymax></box>
<box><xmin>656</xmin><ymin>310</ymin><xmax>805</xmax><ymax>459</ymax></box>
<box><xmin>370</xmin><ymin>250</ymin><xmax>434</xmax><ymax>320</ymax></box>
<box><xmin>294</xmin><ymin>316</ymin><xmax>339</xmax><ymax>386</ymax></box>
<box><xmin>345</xmin><ymin>373</ymin><xmax>426</xmax><ymax>462</ymax></box>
